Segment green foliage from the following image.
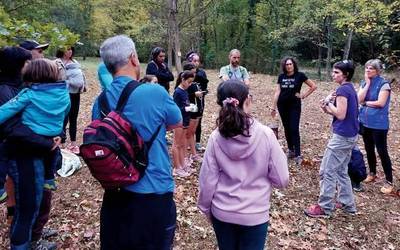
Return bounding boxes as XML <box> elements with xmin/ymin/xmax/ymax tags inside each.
<box><xmin>0</xmin><ymin>6</ymin><xmax>79</xmax><ymax>55</ymax></box>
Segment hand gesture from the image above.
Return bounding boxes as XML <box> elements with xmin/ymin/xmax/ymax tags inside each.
<box><xmin>51</xmin><ymin>136</ymin><xmax>62</xmax><ymax>151</ymax></box>
<box><xmin>295</xmin><ymin>92</ymin><xmax>303</xmax><ymax>99</ymax></box>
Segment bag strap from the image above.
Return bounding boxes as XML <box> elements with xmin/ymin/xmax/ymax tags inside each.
<box><xmin>116</xmin><ymin>80</ymin><xmax>142</xmax><ymax>112</ymax></box>
<box><xmin>145</xmin><ymin>124</ymin><xmax>162</xmax><ymax>148</ymax></box>
<box><xmin>98</xmin><ymin>80</ymin><xmax>141</xmax><ymax>117</ymax></box>
<box><xmin>99</xmin><ymin>90</ymin><xmax>110</xmax><ymax>118</ymax></box>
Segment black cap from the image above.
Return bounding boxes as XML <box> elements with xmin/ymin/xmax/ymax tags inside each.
<box><xmin>19</xmin><ymin>40</ymin><xmax>49</xmax><ymax>51</ymax></box>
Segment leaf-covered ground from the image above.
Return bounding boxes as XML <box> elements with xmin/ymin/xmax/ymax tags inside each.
<box><xmin>1</xmin><ymin>65</ymin><xmax>399</xmax><ymax>249</ymax></box>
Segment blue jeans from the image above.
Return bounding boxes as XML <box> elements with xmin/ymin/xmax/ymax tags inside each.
<box><xmin>318</xmin><ymin>133</ymin><xmax>357</xmax><ymax>214</ymax></box>
<box><xmin>8</xmin><ymin>157</ymin><xmax>44</xmax><ymax>250</ymax></box>
<box><xmin>211</xmin><ymin>215</ymin><xmax>269</xmax><ymax>250</ymax></box>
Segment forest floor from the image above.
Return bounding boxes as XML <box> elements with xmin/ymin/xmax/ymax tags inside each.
<box><xmin>1</xmin><ymin>60</ymin><xmax>400</xmax><ymax>249</ymax></box>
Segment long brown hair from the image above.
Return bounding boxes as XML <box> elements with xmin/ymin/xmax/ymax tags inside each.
<box><xmin>216</xmin><ymin>80</ymin><xmax>252</xmax><ymax>138</ymax></box>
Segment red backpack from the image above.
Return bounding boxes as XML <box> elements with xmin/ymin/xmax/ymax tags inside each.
<box><xmin>80</xmin><ymin>81</ymin><xmax>161</xmax><ymax>189</ymax></box>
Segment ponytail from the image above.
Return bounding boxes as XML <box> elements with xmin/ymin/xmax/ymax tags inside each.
<box><xmin>174</xmin><ymin>70</ymin><xmax>195</xmax><ymax>89</ymax></box>
<box><xmin>216</xmin><ymin>80</ymin><xmax>252</xmax><ymax>138</ymax></box>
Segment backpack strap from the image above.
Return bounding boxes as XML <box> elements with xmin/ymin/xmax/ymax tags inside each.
<box><xmin>98</xmin><ymin>80</ymin><xmax>141</xmax><ymax>117</ymax></box>
<box><xmin>145</xmin><ymin>124</ymin><xmax>162</xmax><ymax>148</ymax></box>
<box><xmin>116</xmin><ymin>80</ymin><xmax>142</xmax><ymax>112</ymax></box>
<box><xmin>99</xmin><ymin>90</ymin><xmax>111</xmax><ymax>118</ymax></box>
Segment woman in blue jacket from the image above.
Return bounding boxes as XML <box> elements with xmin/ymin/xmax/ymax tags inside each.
<box><xmin>358</xmin><ymin>59</ymin><xmax>393</xmax><ymax>194</ymax></box>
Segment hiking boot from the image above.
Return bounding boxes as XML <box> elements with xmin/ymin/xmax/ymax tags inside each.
<box><xmin>287</xmin><ymin>150</ymin><xmax>295</xmax><ymax>159</ymax></box>
<box><xmin>31</xmin><ymin>239</ymin><xmax>57</xmax><ymax>250</ymax></box>
<box><xmin>304</xmin><ymin>204</ymin><xmax>330</xmax><ymax>218</ymax></box>
<box><xmin>42</xmin><ymin>228</ymin><xmax>58</xmax><ymax>239</ymax></box>
<box><xmin>364</xmin><ymin>174</ymin><xmax>377</xmax><ymax>183</ymax></box>
<box><xmin>335</xmin><ymin>202</ymin><xmax>356</xmax><ymax>215</ymax></box>
<box><xmin>381</xmin><ymin>182</ymin><xmax>394</xmax><ymax>194</ymax></box>
<box><xmin>0</xmin><ymin>188</ymin><xmax>7</xmax><ymax>203</ymax></box>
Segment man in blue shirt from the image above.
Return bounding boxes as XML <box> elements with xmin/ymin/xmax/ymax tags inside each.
<box><xmin>92</xmin><ymin>35</ymin><xmax>182</xmax><ymax>249</ymax></box>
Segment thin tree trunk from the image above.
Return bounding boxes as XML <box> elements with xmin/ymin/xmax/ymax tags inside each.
<box><xmin>318</xmin><ymin>44</ymin><xmax>322</xmax><ymax>80</ymax></box>
<box><xmin>168</xmin><ymin>0</ymin><xmax>182</xmax><ymax>73</ymax></box>
<box><xmin>343</xmin><ymin>0</ymin><xmax>355</xmax><ymax>60</ymax></box>
<box><xmin>325</xmin><ymin>16</ymin><xmax>333</xmax><ymax>81</ymax></box>
<box><xmin>343</xmin><ymin>28</ymin><xmax>353</xmax><ymax>60</ymax></box>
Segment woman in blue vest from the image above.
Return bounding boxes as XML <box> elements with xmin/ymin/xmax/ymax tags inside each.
<box><xmin>358</xmin><ymin>59</ymin><xmax>393</xmax><ymax>194</ymax></box>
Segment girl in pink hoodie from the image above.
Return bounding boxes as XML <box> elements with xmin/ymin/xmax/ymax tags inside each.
<box><xmin>198</xmin><ymin>80</ymin><xmax>289</xmax><ymax>250</ymax></box>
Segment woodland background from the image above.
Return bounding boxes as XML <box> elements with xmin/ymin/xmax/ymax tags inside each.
<box><xmin>0</xmin><ymin>0</ymin><xmax>399</xmax><ymax>79</ymax></box>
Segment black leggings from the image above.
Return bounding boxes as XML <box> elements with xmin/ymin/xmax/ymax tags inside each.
<box><xmin>62</xmin><ymin>93</ymin><xmax>80</xmax><ymax>143</ymax></box>
<box><xmin>360</xmin><ymin>124</ymin><xmax>392</xmax><ymax>183</ymax></box>
<box><xmin>278</xmin><ymin>103</ymin><xmax>301</xmax><ymax>157</ymax></box>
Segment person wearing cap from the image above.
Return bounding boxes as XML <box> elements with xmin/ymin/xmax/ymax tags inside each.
<box><xmin>19</xmin><ymin>40</ymin><xmax>49</xmax><ymax>59</ymax></box>
<box><xmin>219</xmin><ymin>49</ymin><xmax>250</xmax><ymax>85</ymax></box>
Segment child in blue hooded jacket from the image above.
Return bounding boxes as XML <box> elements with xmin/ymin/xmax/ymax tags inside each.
<box><xmin>0</xmin><ymin>58</ymin><xmax>70</xmax><ymax>189</ymax></box>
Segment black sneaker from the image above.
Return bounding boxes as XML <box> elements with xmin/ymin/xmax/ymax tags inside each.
<box><xmin>352</xmin><ymin>182</ymin><xmax>364</xmax><ymax>192</ymax></box>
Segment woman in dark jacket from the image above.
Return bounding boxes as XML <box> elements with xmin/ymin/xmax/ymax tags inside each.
<box><xmin>145</xmin><ymin>47</ymin><xmax>174</xmax><ymax>93</ymax></box>
<box><xmin>0</xmin><ymin>47</ymin><xmax>59</xmax><ymax>249</ymax></box>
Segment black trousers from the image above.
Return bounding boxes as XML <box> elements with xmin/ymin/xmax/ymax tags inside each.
<box><xmin>100</xmin><ymin>189</ymin><xmax>176</xmax><ymax>250</ymax></box>
<box><xmin>62</xmin><ymin>93</ymin><xmax>80</xmax><ymax>143</ymax></box>
<box><xmin>278</xmin><ymin>102</ymin><xmax>301</xmax><ymax>157</ymax></box>
<box><xmin>360</xmin><ymin>124</ymin><xmax>392</xmax><ymax>183</ymax></box>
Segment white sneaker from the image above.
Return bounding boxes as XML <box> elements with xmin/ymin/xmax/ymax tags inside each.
<box><xmin>174</xmin><ymin>168</ymin><xmax>191</xmax><ymax>177</ymax></box>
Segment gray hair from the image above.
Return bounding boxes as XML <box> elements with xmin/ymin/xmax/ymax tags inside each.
<box><xmin>229</xmin><ymin>49</ymin><xmax>240</xmax><ymax>57</ymax></box>
<box><xmin>100</xmin><ymin>35</ymin><xmax>136</xmax><ymax>74</ymax></box>
<box><xmin>365</xmin><ymin>59</ymin><xmax>383</xmax><ymax>73</ymax></box>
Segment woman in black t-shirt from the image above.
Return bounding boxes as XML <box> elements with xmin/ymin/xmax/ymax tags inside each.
<box><xmin>271</xmin><ymin>57</ymin><xmax>317</xmax><ymax>165</ymax></box>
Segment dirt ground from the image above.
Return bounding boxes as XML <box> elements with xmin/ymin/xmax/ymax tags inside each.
<box><xmin>1</xmin><ymin>65</ymin><xmax>399</xmax><ymax>249</ymax></box>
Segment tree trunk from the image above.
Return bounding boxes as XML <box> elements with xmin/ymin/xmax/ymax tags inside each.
<box><xmin>325</xmin><ymin>16</ymin><xmax>333</xmax><ymax>81</ymax></box>
<box><xmin>168</xmin><ymin>0</ymin><xmax>182</xmax><ymax>73</ymax></box>
<box><xmin>317</xmin><ymin>44</ymin><xmax>322</xmax><ymax>80</ymax></box>
<box><xmin>343</xmin><ymin>28</ymin><xmax>353</xmax><ymax>60</ymax></box>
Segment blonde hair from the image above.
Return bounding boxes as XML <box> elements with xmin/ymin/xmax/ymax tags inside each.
<box><xmin>23</xmin><ymin>58</ymin><xmax>59</xmax><ymax>84</ymax></box>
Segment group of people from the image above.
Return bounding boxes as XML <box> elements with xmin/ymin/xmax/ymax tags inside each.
<box><xmin>0</xmin><ymin>32</ymin><xmax>396</xmax><ymax>250</ymax></box>
<box><xmin>0</xmin><ymin>40</ymin><xmax>85</xmax><ymax>249</ymax></box>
